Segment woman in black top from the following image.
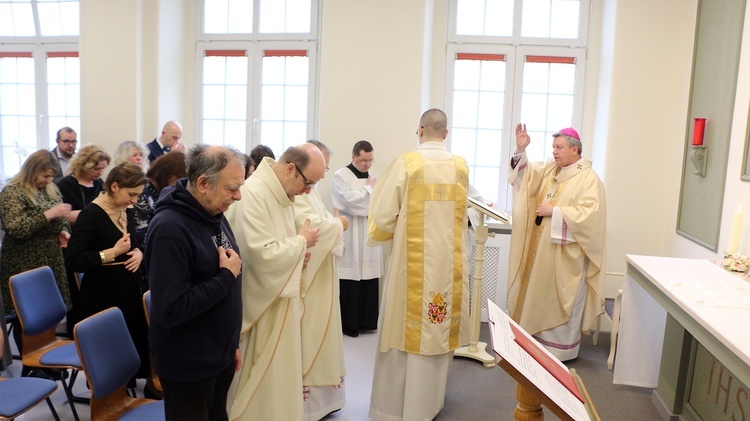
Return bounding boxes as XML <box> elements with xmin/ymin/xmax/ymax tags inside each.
<box><xmin>55</xmin><ymin>145</ymin><xmax>111</xmax><ymax>333</ymax></box>
<box><xmin>54</xmin><ymin>145</ymin><xmax>110</xmax><ymax>225</ymax></box>
<box><xmin>65</xmin><ymin>162</ymin><xmax>151</xmax><ymax>380</ymax></box>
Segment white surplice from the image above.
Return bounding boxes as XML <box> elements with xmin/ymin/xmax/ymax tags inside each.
<box><xmin>331</xmin><ymin>167</ymin><xmax>382</xmax><ymax>281</ymax></box>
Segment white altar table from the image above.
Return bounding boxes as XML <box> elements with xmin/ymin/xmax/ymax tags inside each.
<box><xmin>614</xmin><ymin>255</ymin><xmax>750</xmax><ymax>419</ymax></box>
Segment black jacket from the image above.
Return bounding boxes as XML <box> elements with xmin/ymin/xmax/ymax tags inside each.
<box><xmin>145</xmin><ymin>178</ymin><xmax>242</xmax><ymax>382</ymax></box>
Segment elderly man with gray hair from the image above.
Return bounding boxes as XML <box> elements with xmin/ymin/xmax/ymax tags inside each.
<box><xmin>146</xmin><ymin>144</ymin><xmax>245</xmax><ymax>421</ymax></box>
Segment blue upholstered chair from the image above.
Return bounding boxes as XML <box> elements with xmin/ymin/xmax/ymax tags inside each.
<box><xmin>0</xmin><ymin>375</ymin><xmax>61</xmax><ymax>420</ymax></box>
<box><xmin>9</xmin><ymin>266</ymin><xmax>85</xmax><ymax>421</ymax></box>
<box><xmin>74</xmin><ymin>307</ymin><xmax>164</xmax><ymax>420</ymax></box>
<box><xmin>0</xmin><ymin>325</ymin><xmax>61</xmax><ymax>420</ymax></box>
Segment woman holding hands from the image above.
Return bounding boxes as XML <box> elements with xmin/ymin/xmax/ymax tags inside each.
<box><xmin>0</xmin><ymin>151</ymin><xmax>72</xmax><ymax>361</ymax></box>
<box><xmin>65</xmin><ymin>161</ymin><xmax>151</xmax><ymax>380</ymax></box>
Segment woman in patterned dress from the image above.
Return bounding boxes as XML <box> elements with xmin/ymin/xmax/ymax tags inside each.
<box><xmin>128</xmin><ymin>151</ymin><xmax>186</xmax><ymax>292</ymax></box>
<box><xmin>0</xmin><ymin>150</ymin><xmax>72</xmax><ymax>358</ymax></box>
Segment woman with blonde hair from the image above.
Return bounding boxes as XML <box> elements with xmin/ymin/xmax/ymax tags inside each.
<box><xmin>114</xmin><ymin>140</ymin><xmax>147</xmax><ymax>169</ymax></box>
<box><xmin>0</xmin><ymin>150</ymin><xmax>72</xmax><ymax>370</ymax></box>
<box><xmin>54</xmin><ymin>144</ymin><xmax>111</xmax><ymax>224</ymax></box>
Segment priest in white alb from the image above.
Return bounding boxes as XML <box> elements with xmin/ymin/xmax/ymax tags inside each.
<box><xmin>226</xmin><ymin>144</ymin><xmax>325</xmax><ymax>420</ymax></box>
<box><xmin>507</xmin><ymin>123</ymin><xmax>606</xmax><ymax>362</ymax></box>
<box><xmin>294</xmin><ymin>140</ymin><xmax>348</xmax><ymax>421</ymax></box>
<box><xmin>368</xmin><ymin>108</ymin><xmax>470</xmax><ymax>421</ymax></box>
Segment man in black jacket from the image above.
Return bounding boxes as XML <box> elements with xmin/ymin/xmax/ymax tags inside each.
<box><xmin>146</xmin><ymin>120</ymin><xmax>185</xmax><ymax>164</ymax></box>
<box><xmin>146</xmin><ymin>144</ymin><xmax>244</xmax><ymax>421</ymax></box>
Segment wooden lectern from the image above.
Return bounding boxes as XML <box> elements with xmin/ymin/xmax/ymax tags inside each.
<box><xmin>499</xmin><ymin>361</ymin><xmax>600</xmax><ymax>421</ymax></box>
<box><xmin>487</xmin><ymin>299</ymin><xmax>600</xmax><ymax>421</ymax></box>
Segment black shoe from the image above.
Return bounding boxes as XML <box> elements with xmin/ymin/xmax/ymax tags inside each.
<box><xmin>23</xmin><ymin>369</ymin><xmax>53</xmax><ymax>380</ymax></box>
<box><xmin>143</xmin><ymin>385</ymin><xmax>163</xmax><ymax>400</ymax></box>
<box><xmin>41</xmin><ymin>368</ymin><xmax>69</xmax><ymax>380</ymax></box>
<box><xmin>324</xmin><ymin>408</ymin><xmax>342</xmax><ymax>418</ymax></box>
<box><xmin>342</xmin><ymin>328</ymin><xmax>359</xmax><ymax>337</ymax></box>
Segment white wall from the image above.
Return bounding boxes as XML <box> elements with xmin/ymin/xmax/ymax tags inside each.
<box><xmin>77</xmin><ymin>0</ymin><xmax>750</xmax><ymax>296</ymax></box>
<box><xmin>591</xmin><ymin>0</ymin><xmax>700</xmax><ymax>295</ymax></box>
<box><xmin>79</xmin><ymin>0</ymin><xmax>194</xmax><ymax>150</ymax></box>
<box><xmin>79</xmin><ymin>1</ymin><xmax>142</xmax><ymax>145</ymax></box>
<box><xmin>316</xmin><ymin>0</ymin><xmax>434</xmax><ymax>208</ymax></box>
<box><xmin>669</xmin><ymin>0</ymin><xmax>750</xmax><ymax>260</ymax></box>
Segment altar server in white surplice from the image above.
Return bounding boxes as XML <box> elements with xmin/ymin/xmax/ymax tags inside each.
<box><xmin>294</xmin><ymin>140</ymin><xmax>348</xmax><ymax>421</ymax></box>
<box><xmin>226</xmin><ymin>144</ymin><xmax>325</xmax><ymax>421</ymax></box>
<box><xmin>368</xmin><ymin>108</ymin><xmax>470</xmax><ymax>421</ymax></box>
<box><xmin>507</xmin><ymin>123</ymin><xmax>606</xmax><ymax>362</ymax></box>
<box><xmin>332</xmin><ymin>140</ymin><xmax>382</xmax><ymax>337</ymax></box>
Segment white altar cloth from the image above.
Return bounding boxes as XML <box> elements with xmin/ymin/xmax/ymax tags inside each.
<box><xmin>613</xmin><ymin>255</ymin><xmax>750</xmax><ymax>387</ymax></box>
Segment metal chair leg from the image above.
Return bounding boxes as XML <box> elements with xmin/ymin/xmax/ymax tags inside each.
<box><xmin>45</xmin><ymin>397</ymin><xmax>61</xmax><ymax>421</ymax></box>
<box><xmin>56</xmin><ymin>370</ymin><xmax>81</xmax><ymax>421</ymax></box>
<box><xmin>607</xmin><ymin>289</ymin><xmax>623</xmax><ymax>370</ymax></box>
<box><xmin>67</xmin><ymin>370</ymin><xmax>90</xmax><ymax>404</ymax></box>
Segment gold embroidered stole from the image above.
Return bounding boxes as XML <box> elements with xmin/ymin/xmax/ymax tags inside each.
<box><xmin>402</xmin><ymin>151</ymin><xmax>469</xmax><ymax>352</ymax></box>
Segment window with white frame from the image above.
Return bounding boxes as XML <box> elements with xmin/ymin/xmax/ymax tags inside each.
<box><xmin>0</xmin><ymin>0</ymin><xmax>79</xmax><ymax>180</ymax></box>
<box><xmin>446</xmin><ymin>0</ymin><xmax>589</xmax><ymax>211</ymax></box>
<box><xmin>199</xmin><ymin>0</ymin><xmax>317</xmax><ymax>156</ymax></box>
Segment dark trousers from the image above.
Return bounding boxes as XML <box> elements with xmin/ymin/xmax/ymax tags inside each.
<box><xmin>340</xmin><ymin>278</ymin><xmax>379</xmax><ymax>336</ymax></box>
<box><xmin>161</xmin><ymin>362</ymin><xmax>236</xmax><ymax>421</ymax></box>
<box><xmin>64</xmin><ymin>267</ymin><xmax>83</xmax><ymax>337</ymax></box>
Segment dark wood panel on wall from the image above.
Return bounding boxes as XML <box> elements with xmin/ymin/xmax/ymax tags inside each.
<box><xmin>677</xmin><ymin>0</ymin><xmax>747</xmax><ymax>251</ymax></box>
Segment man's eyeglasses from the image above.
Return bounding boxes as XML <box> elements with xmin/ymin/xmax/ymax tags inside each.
<box><xmin>294</xmin><ymin>164</ymin><xmax>315</xmax><ymax>188</ymax></box>
<box><xmin>57</xmin><ymin>139</ymin><xmax>78</xmax><ymax>145</ymax></box>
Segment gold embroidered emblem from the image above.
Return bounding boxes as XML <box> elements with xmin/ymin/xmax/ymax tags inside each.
<box><xmin>428</xmin><ymin>292</ymin><xmax>448</xmax><ymax>324</ymax></box>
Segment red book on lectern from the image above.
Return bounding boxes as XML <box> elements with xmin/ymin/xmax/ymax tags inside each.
<box><xmin>509</xmin><ymin>323</ymin><xmax>585</xmax><ymax>403</ymax></box>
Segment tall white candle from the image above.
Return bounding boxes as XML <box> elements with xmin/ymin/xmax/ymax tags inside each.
<box><xmin>727</xmin><ymin>206</ymin><xmax>743</xmax><ymax>254</ymax></box>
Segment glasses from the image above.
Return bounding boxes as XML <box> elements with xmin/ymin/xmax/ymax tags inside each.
<box><xmin>294</xmin><ymin>164</ymin><xmax>315</xmax><ymax>188</ymax></box>
<box><xmin>58</xmin><ymin>139</ymin><xmax>78</xmax><ymax>145</ymax></box>
<box><xmin>415</xmin><ymin>125</ymin><xmax>424</xmax><ymax>135</ymax></box>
